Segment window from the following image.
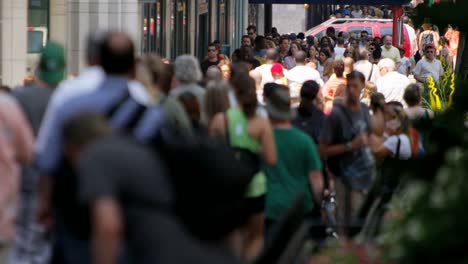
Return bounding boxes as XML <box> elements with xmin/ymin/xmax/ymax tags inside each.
<box><xmin>218</xmin><ymin>0</ymin><xmax>229</xmax><ymax>44</ymax></box>
<box><xmin>142</xmin><ymin>1</ymin><xmax>164</xmax><ymax>54</ymax></box>
<box><xmin>380</xmin><ymin>27</ymin><xmax>393</xmax><ymax>37</ymax></box>
<box><xmin>171</xmin><ymin>0</ymin><xmax>189</xmax><ymax>58</ymax></box>
<box><xmin>347</xmin><ymin>26</ymin><xmax>372</xmax><ymax>39</ymax></box>
<box><xmin>28</xmin><ymin>31</ymin><xmax>44</xmax><ymax>54</ymax></box>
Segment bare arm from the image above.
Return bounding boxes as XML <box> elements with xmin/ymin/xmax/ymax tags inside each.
<box><xmin>208</xmin><ymin>113</ymin><xmax>226</xmax><ymax>140</ymax></box>
<box><xmin>319</xmin><ymin>133</ymin><xmax>368</xmax><ymax>158</ymax></box>
<box><xmin>92</xmin><ymin>197</ymin><xmax>123</xmax><ymax>264</ymax></box>
<box><xmin>413</xmin><ymin>73</ymin><xmax>425</xmax><ymax>83</ymax></box>
<box><xmin>372</xmin><ymin>144</ymin><xmax>392</xmax><ymax>160</ymax></box>
<box><xmin>309</xmin><ymin>170</ymin><xmax>324</xmax><ymax>204</ymax></box>
<box><xmin>260</xmin><ymin>119</ymin><xmax>276</xmax><ymax>166</ymax></box>
<box><xmin>37</xmin><ymin>175</ymin><xmax>54</xmax><ymax>226</ymax></box>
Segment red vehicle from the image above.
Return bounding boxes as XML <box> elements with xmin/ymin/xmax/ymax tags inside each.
<box><xmin>305</xmin><ymin>18</ymin><xmax>411</xmax><ymax>58</ymax></box>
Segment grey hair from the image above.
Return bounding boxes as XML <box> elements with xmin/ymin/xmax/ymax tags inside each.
<box><xmin>174</xmin><ymin>55</ymin><xmax>203</xmax><ymax>83</ymax></box>
<box><xmin>358</xmin><ymin>48</ymin><xmax>369</xmax><ymax>61</ymax></box>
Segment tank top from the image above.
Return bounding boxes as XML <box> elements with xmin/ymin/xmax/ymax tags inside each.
<box><xmin>227</xmin><ymin>109</ymin><xmax>266</xmax><ymax>198</ymax></box>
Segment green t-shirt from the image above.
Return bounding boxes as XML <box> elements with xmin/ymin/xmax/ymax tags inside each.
<box><xmin>263</xmin><ymin>127</ymin><xmax>322</xmax><ymax>221</ymax></box>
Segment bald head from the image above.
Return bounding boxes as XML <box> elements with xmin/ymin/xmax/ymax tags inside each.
<box><xmin>100</xmin><ymin>32</ymin><xmax>135</xmax><ymax>75</ymax></box>
<box><xmin>358</xmin><ymin>48</ymin><xmax>369</xmax><ymax>61</ymax></box>
<box><xmin>294</xmin><ymin>50</ymin><xmax>307</xmax><ymax>65</ymax></box>
<box><xmin>266</xmin><ymin>48</ymin><xmax>279</xmax><ymax>62</ymax></box>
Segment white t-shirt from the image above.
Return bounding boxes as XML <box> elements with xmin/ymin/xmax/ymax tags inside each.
<box><xmin>335</xmin><ymin>47</ymin><xmax>346</xmax><ymax>57</ymax></box>
<box><xmin>384</xmin><ymin>134</ymin><xmax>412</xmax><ymax>160</ymax></box>
<box><xmin>286</xmin><ymin>65</ymin><xmax>324</xmax><ymax>101</ymax></box>
<box><xmin>397</xmin><ymin>57</ymin><xmax>411</xmax><ymax>76</ymax></box>
<box><xmin>255</xmin><ymin>63</ymin><xmax>288</xmax><ymax>88</ymax></box>
<box><xmin>376</xmin><ymin>71</ymin><xmax>411</xmax><ymax>105</ymax></box>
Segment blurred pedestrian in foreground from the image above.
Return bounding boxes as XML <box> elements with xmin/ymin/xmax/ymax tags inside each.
<box><xmin>210</xmin><ymin>74</ymin><xmax>276</xmax><ymax>261</ymax></box>
<box><xmin>0</xmin><ymin>91</ymin><xmax>34</xmax><ymax>262</ymax></box>
<box><xmin>36</xmin><ymin>31</ymin><xmax>155</xmax><ymax>264</ymax></box>
<box><xmin>10</xmin><ymin>41</ymin><xmax>65</xmax><ymax>264</ymax></box>
<box><xmin>262</xmin><ymin>88</ymin><xmax>324</xmax><ymax>239</ymax></box>
<box><xmin>319</xmin><ymin>71</ymin><xmax>376</xmax><ymax>237</ymax></box>
<box><xmin>63</xmin><ymin>112</ymin><xmax>242</xmax><ymax>264</ymax></box>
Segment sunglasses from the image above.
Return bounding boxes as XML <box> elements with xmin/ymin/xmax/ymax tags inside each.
<box><xmin>426</xmin><ymin>50</ymin><xmax>434</xmax><ymax>54</ymax></box>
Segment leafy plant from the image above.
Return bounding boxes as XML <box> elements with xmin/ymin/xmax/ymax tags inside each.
<box><xmin>421</xmin><ymin>68</ymin><xmax>456</xmax><ymax>112</ymax></box>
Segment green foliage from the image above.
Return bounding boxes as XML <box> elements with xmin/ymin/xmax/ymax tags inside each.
<box><xmin>379</xmin><ymin>78</ymin><xmax>468</xmax><ymax>263</ymax></box>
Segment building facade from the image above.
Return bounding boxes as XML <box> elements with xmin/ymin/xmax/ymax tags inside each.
<box><xmin>0</xmin><ymin>0</ymin><xmax>248</xmax><ymax>87</ymax></box>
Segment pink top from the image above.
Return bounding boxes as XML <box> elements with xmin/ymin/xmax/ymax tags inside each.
<box><xmin>0</xmin><ymin>93</ymin><xmax>34</xmax><ymax>242</ymax></box>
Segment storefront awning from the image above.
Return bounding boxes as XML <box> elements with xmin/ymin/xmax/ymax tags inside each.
<box><xmin>248</xmin><ymin>0</ymin><xmax>411</xmax><ymax>4</ymax></box>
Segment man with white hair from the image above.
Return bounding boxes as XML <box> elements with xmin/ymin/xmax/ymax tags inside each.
<box><xmin>376</xmin><ymin>58</ymin><xmax>411</xmax><ymax>105</ymax></box>
<box><xmin>170</xmin><ymin>55</ymin><xmax>205</xmax><ymax>107</ymax></box>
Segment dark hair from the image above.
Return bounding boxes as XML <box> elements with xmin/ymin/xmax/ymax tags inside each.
<box><xmin>326</xmin><ymin>27</ymin><xmax>335</xmax><ymax>34</ymax></box>
<box><xmin>319</xmin><ymin>49</ymin><xmax>331</xmax><ymax>59</ymax></box>
<box><xmin>263</xmin><ymin>83</ymin><xmax>281</xmax><ymax>101</ymax></box>
<box><xmin>279</xmin><ymin>36</ymin><xmax>290</xmax><ymax>45</ymax></box>
<box><xmin>239</xmin><ymin>45</ymin><xmax>253</xmax><ymax>61</ymax></box>
<box><xmin>208</xmin><ymin>43</ymin><xmax>217</xmax><ymax>49</ymax></box>
<box><xmin>0</xmin><ymin>85</ymin><xmax>11</xmax><ymax>93</ymax></box>
<box><xmin>346</xmin><ymin>70</ymin><xmax>365</xmax><ymax>84</ymax></box>
<box><xmin>321</xmin><ymin>43</ymin><xmax>334</xmax><ymax>53</ymax></box>
<box><xmin>100</xmin><ymin>32</ymin><xmax>135</xmax><ymax>75</ymax></box>
<box><xmin>370</xmin><ymin>92</ymin><xmax>386</xmax><ymax>112</ymax></box>
<box><xmin>254</xmin><ymin>36</ymin><xmax>266</xmax><ymax>50</ymax></box>
<box><xmin>320</xmin><ymin>36</ymin><xmax>331</xmax><ymax>45</ymax></box>
<box><xmin>300</xmin><ymin>80</ymin><xmax>320</xmax><ymax>101</ymax></box>
<box><xmin>337</xmin><ymin>37</ymin><xmax>345</xmax><ymax>45</ymax></box>
<box><xmin>63</xmin><ymin>112</ymin><xmax>112</xmax><ymax>147</ymax></box>
<box><xmin>159</xmin><ymin>63</ymin><xmax>174</xmax><ymax>94</ymax></box>
<box><xmin>230</xmin><ymin>62</ymin><xmax>250</xmax><ymax>82</ymax></box>
<box><xmin>403</xmin><ymin>84</ymin><xmax>422</xmax><ymax>106</ymax></box>
<box><xmin>288</xmin><ymin>42</ymin><xmax>301</xmax><ymax>56</ymax></box>
<box><xmin>247</xmin><ymin>25</ymin><xmax>257</xmax><ymax>32</ymax></box>
<box><xmin>333</xmin><ymin>60</ymin><xmax>345</xmax><ymax>78</ymax></box>
<box><xmin>86</xmin><ymin>31</ymin><xmax>108</xmax><ymax>65</ymax></box>
<box><xmin>297</xmin><ymin>32</ymin><xmax>305</xmax><ymax>40</ymax></box>
<box><xmin>242</xmin><ymin>35</ymin><xmax>253</xmax><ymax>44</ymax></box>
<box><xmin>361</xmin><ymin>30</ymin><xmax>368</xmax><ymax>35</ymax></box>
<box><xmin>178</xmin><ymin>92</ymin><xmax>201</xmax><ymax>124</ymax></box>
<box><xmin>232</xmin><ymin>76</ymin><xmax>258</xmax><ymax>118</ymax></box>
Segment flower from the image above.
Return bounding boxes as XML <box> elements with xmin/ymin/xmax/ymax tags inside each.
<box><xmin>449</xmin><ymin>73</ymin><xmax>456</xmax><ymax>106</ymax></box>
<box><xmin>427</xmin><ymin>76</ymin><xmax>442</xmax><ymax>111</ymax></box>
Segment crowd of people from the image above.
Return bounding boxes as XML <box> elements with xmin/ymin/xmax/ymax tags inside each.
<box><xmin>0</xmin><ymin>14</ymin><xmax>456</xmax><ymax>264</ymax></box>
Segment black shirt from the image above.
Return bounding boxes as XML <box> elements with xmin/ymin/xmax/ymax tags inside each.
<box><xmin>292</xmin><ymin>105</ymin><xmax>325</xmax><ymax>144</ymax></box>
<box><xmin>200</xmin><ymin>60</ymin><xmax>220</xmax><ymax>76</ymax></box>
<box><xmin>78</xmin><ymin>136</ymin><xmax>241</xmax><ymax>264</ymax></box>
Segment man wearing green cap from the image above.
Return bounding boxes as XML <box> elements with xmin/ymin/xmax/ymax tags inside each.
<box><xmin>13</xmin><ymin>41</ymin><xmax>65</xmax><ymax>133</ymax></box>
<box><xmin>10</xmin><ymin>41</ymin><xmax>65</xmax><ymax>264</ymax></box>
<box><xmin>262</xmin><ymin>86</ymin><xmax>324</xmax><ymax>239</ymax></box>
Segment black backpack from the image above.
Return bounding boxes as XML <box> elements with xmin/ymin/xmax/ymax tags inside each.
<box><xmin>225</xmin><ymin>115</ymin><xmax>261</xmax><ymax>178</ymax></box>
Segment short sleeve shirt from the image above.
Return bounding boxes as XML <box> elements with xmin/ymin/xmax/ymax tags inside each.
<box><xmin>414</xmin><ymin>58</ymin><xmax>444</xmax><ymax>82</ymax></box>
<box><xmin>383</xmin><ymin>134</ymin><xmax>412</xmax><ymax>160</ymax></box>
<box><xmin>381</xmin><ymin>46</ymin><xmax>402</xmax><ymax>63</ymax></box>
<box><xmin>263</xmin><ymin>128</ymin><xmax>322</xmax><ymax>221</ymax></box>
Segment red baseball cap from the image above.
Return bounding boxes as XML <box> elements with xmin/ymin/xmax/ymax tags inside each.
<box><xmin>271</xmin><ymin>63</ymin><xmax>284</xmax><ymax>75</ymax></box>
